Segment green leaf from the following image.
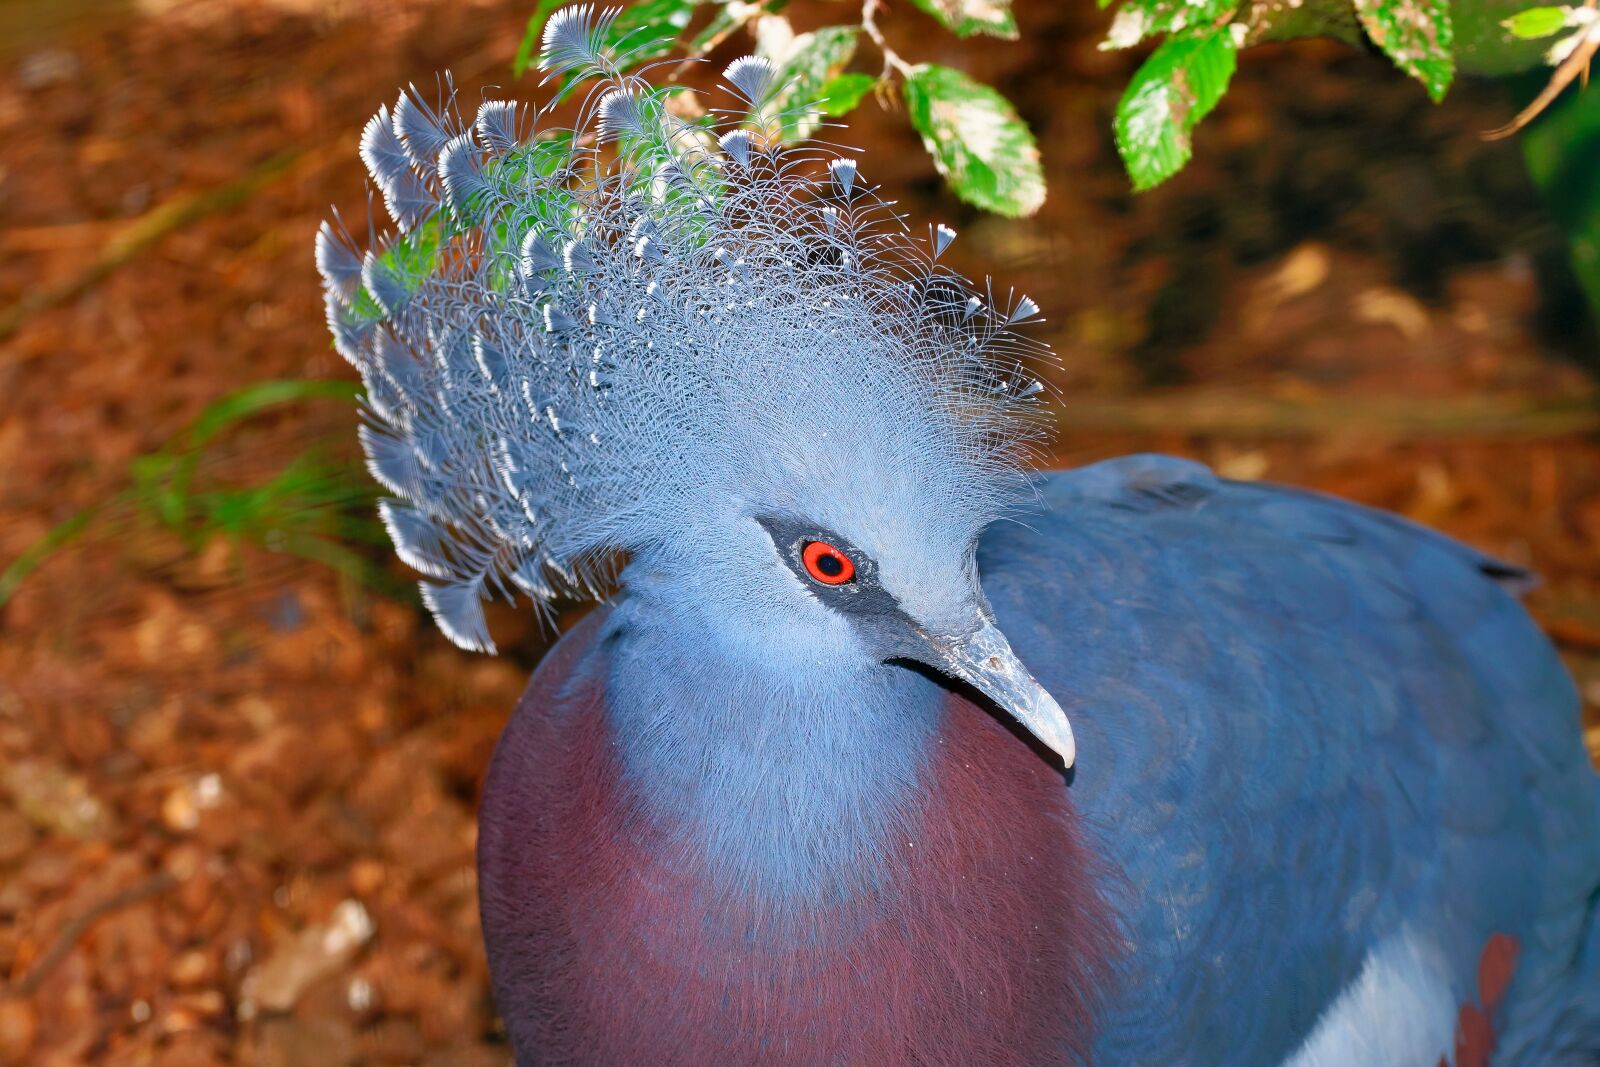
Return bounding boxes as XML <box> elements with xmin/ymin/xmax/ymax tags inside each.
<box><xmin>607</xmin><ymin>0</ymin><xmax>703</xmax><ymax>68</ymax></box>
<box><xmin>0</xmin><ymin>380</ymin><xmax>376</xmax><ymax>608</ymax></box>
<box><xmin>1353</xmin><ymin>0</ymin><xmax>1455</xmax><ymax>101</ymax></box>
<box><xmin>1502</xmin><ymin>5</ymin><xmax>1576</xmax><ymax>39</ymax></box>
<box><xmin>1113</xmin><ymin>31</ymin><xmax>1238</xmax><ymax>191</ymax></box>
<box><xmin>1522</xmin><ymin>86</ymin><xmax>1600</xmax><ymax>325</ymax></box>
<box><xmin>901</xmin><ymin>63</ymin><xmax>1045</xmax><ymax>217</ymax></box>
<box><xmin>192</xmin><ymin>450</ymin><xmax>378</xmax><ymax>543</ymax></box>
<box><xmin>817</xmin><ymin>72</ymin><xmax>878</xmax><ymax>117</ymax></box>
<box><xmin>758</xmin><ymin>21</ymin><xmax>859</xmax><ymax>140</ymax></box>
<box><xmin>905</xmin><ymin>0</ymin><xmax>1019</xmax><ymax>39</ymax></box>
<box><xmin>0</xmin><ymin>495</ymin><xmax>116</xmax><ymax>608</ymax></box>
<box><xmin>1098</xmin><ymin>0</ymin><xmax>1242</xmax><ymax>50</ymax></box>
<box><xmin>689</xmin><ymin>2</ymin><xmax>742</xmax><ymax>51</ymax></box>
<box><xmin>184</xmin><ymin>380</ymin><xmax>361</xmax><ymax>450</ymax></box>
<box><xmin>166</xmin><ymin>380</ymin><xmax>365</xmax><ymax>532</ymax></box>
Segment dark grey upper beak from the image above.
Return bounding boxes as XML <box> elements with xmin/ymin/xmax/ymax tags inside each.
<box><xmin>920</xmin><ymin>622</ymin><xmax>1075</xmax><ymax>768</ymax></box>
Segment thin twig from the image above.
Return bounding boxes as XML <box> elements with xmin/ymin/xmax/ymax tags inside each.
<box><xmin>11</xmin><ymin>872</ymin><xmax>178</xmax><ymax>997</ymax></box>
<box><xmin>862</xmin><ymin>0</ymin><xmax>915</xmax><ymax>80</ymax></box>
<box><xmin>1484</xmin><ymin>0</ymin><xmax>1600</xmax><ymax>140</ymax></box>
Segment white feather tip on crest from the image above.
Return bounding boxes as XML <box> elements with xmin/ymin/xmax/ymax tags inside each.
<box><xmin>1008</xmin><ymin>295</ymin><xmax>1041</xmax><ymax>325</ymax></box>
<box><xmin>540</xmin><ymin>4</ymin><xmax>613</xmax><ymax>75</ymax></box>
<box><xmin>723</xmin><ymin>56</ymin><xmax>777</xmax><ymax>105</ymax></box>
<box><xmin>828</xmin><ymin>158</ymin><xmax>858</xmax><ymax>198</ymax></box>
<box><xmin>718</xmin><ymin>129</ymin><xmax>753</xmax><ymax>167</ymax></box>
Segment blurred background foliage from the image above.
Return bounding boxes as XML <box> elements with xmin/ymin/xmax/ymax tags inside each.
<box><xmin>0</xmin><ymin>380</ymin><xmax>382</xmax><ymax>610</ymax></box>
<box><xmin>1</xmin><ymin>0</ymin><xmax>1599</xmax><ymax>1064</ymax></box>
<box><xmin>1524</xmin><ymin>75</ymin><xmax>1600</xmax><ymax>323</ymax></box>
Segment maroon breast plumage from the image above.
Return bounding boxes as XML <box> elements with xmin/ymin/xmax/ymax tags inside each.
<box><xmin>477</xmin><ymin>610</ymin><xmax>1119</xmax><ymax>1066</ymax></box>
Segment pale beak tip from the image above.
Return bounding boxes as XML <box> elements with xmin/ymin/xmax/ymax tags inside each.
<box><xmin>1035</xmin><ymin>711</ymin><xmax>1076</xmax><ymax>769</ymax></box>
<box><xmin>930</xmin><ymin>620</ymin><xmax>1078</xmax><ymax>770</ymax></box>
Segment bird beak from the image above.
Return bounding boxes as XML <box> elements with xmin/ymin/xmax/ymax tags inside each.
<box><xmin>919</xmin><ymin>622</ymin><xmax>1075</xmax><ymax>768</ymax></box>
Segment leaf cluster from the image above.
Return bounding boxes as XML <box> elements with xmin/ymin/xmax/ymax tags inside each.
<box><xmin>1100</xmin><ymin>0</ymin><xmax>1458</xmax><ymax>189</ymax></box>
<box><xmin>514</xmin><ymin>0</ymin><xmax>1047</xmax><ymax>215</ymax></box>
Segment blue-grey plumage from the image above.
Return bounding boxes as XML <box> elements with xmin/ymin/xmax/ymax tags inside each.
<box><xmin>322</xmin><ymin>7</ymin><xmax>1600</xmax><ymax>1063</ymax></box>
<box><xmin>986</xmin><ymin>456</ymin><xmax>1600</xmax><ymax>1063</ymax></box>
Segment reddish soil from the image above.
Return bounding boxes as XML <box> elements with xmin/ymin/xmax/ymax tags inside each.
<box><xmin>1</xmin><ymin>1</ymin><xmax>1597</xmax><ymax>1063</ymax></box>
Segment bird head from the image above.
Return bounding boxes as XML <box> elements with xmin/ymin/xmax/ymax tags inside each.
<box><xmin>319</xmin><ymin>8</ymin><xmax>1071</xmax><ymax>765</ymax></box>
<box><xmin>624</xmin><ymin>353</ymin><xmax>1073</xmax><ymax>766</ymax></box>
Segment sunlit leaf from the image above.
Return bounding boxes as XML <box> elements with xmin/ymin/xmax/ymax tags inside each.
<box><xmin>1503</xmin><ymin>5</ymin><xmax>1577</xmax><ymax>40</ymax></box>
<box><xmin>347</xmin><ymin>216</ymin><xmax>443</xmax><ymax>325</ymax></box>
<box><xmin>689</xmin><ymin>1</ymin><xmax>742</xmax><ymax>51</ymax></box>
<box><xmin>1353</xmin><ymin>0</ymin><xmax>1455</xmax><ymax>101</ymax></box>
<box><xmin>608</xmin><ymin>0</ymin><xmax>703</xmax><ymax>66</ymax></box>
<box><xmin>1113</xmin><ymin>30</ymin><xmax>1238</xmax><ymax>191</ymax></box>
<box><xmin>905</xmin><ymin>0</ymin><xmax>1019</xmax><ymax>40</ymax></box>
<box><xmin>817</xmin><ymin>72</ymin><xmax>878</xmax><ymax>118</ymax></box>
<box><xmin>1098</xmin><ymin>0</ymin><xmax>1241</xmax><ymax>50</ymax></box>
<box><xmin>757</xmin><ymin>19</ymin><xmax>859</xmax><ymax>139</ymax></box>
<box><xmin>688</xmin><ymin>0</ymin><xmax>786</xmax><ymax>52</ymax></box>
<box><xmin>902</xmin><ymin>63</ymin><xmax>1045</xmax><ymax>217</ymax></box>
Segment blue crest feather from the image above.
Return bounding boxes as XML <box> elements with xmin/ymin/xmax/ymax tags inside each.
<box><xmin>540</xmin><ymin>4</ymin><xmax>622</xmax><ymax>79</ymax></box>
<box><xmin>392</xmin><ymin>84</ymin><xmax>455</xmax><ymax>167</ymax></box>
<box><xmin>474</xmin><ymin>100</ymin><xmax>522</xmax><ymax>155</ymax></box>
<box><xmin>319</xmin><ymin>5</ymin><xmax>1051</xmax><ymax>650</ymax></box>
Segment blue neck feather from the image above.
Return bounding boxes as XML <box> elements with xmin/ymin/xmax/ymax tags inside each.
<box><xmin>602</xmin><ymin>583</ymin><xmax>945</xmax><ymax>903</ymax></box>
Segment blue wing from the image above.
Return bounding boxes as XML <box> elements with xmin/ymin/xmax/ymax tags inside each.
<box><xmin>979</xmin><ymin>455</ymin><xmax>1600</xmax><ymax>1065</ymax></box>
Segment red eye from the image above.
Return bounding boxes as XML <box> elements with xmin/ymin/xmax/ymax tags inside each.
<box><xmin>802</xmin><ymin>541</ymin><xmax>855</xmax><ymax>585</ymax></box>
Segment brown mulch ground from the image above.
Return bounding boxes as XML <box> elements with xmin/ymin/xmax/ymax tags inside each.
<box><xmin>1</xmin><ymin>1</ymin><xmax>1598</xmax><ymax>1064</ymax></box>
